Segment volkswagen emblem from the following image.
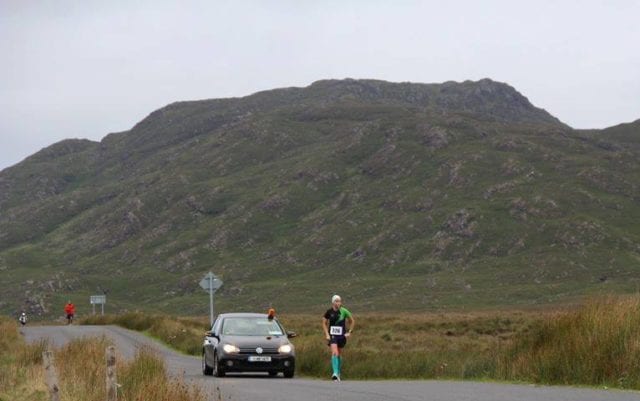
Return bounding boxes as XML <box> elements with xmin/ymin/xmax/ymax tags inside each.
<box><xmin>256</xmin><ymin>347</ymin><xmax>263</xmax><ymax>354</ymax></box>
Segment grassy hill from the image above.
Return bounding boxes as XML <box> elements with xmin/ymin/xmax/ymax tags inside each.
<box><xmin>0</xmin><ymin>78</ymin><xmax>639</xmax><ymax>317</ymax></box>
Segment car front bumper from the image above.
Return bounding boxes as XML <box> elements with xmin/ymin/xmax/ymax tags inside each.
<box><xmin>219</xmin><ymin>353</ymin><xmax>295</xmax><ymax>372</ymax></box>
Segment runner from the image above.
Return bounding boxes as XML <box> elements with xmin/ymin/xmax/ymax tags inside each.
<box><xmin>64</xmin><ymin>300</ymin><xmax>76</xmax><ymax>325</ymax></box>
<box><xmin>322</xmin><ymin>294</ymin><xmax>355</xmax><ymax>382</ymax></box>
<box><xmin>18</xmin><ymin>312</ymin><xmax>27</xmax><ymax>326</ymax></box>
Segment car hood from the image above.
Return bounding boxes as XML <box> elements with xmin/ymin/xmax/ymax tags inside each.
<box><xmin>220</xmin><ymin>335</ymin><xmax>290</xmax><ymax>347</ymax></box>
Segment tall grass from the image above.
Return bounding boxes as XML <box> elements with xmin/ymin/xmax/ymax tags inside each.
<box><xmin>286</xmin><ymin>312</ymin><xmax>522</xmax><ymax>380</ymax></box>
<box><xmin>53</xmin><ymin>336</ymin><xmax>203</xmax><ymax>401</ymax></box>
<box><xmin>0</xmin><ymin>317</ymin><xmax>48</xmax><ymax>401</ymax></box>
<box><xmin>497</xmin><ymin>295</ymin><xmax>640</xmax><ymax>388</ymax></box>
<box><xmin>0</xmin><ymin>317</ymin><xmax>204</xmax><ymax>401</ymax></box>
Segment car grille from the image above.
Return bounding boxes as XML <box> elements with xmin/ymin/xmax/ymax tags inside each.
<box><xmin>238</xmin><ymin>347</ymin><xmax>279</xmax><ymax>355</ymax></box>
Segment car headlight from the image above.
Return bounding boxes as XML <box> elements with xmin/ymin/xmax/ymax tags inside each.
<box><xmin>222</xmin><ymin>344</ymin><xmax>240</xmax><ymax>354</ymax></box>
<box><xmin>278</xmin><ymin>344</ymin><xmax>293</xmax><ymax>353</ymax></box>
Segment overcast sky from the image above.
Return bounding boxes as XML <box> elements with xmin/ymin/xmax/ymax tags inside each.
<box><xmin>1</xmin><ymin>0</ymin><xmax>639</xmax><ymax>170</ymax></box>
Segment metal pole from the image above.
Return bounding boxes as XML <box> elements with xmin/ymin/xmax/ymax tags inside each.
<box><xmin>209</xmin><ymin>272</ymin><xmax>214</xmax><ymax>327</ymax></box>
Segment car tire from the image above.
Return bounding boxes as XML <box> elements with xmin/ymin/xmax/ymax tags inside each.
<box><xmin>213</xmin><ymin>352</ymin><xmax>226</xmax><ymax>377</ymax></box>
<box><xmin>202</xmin><ymin>351</ymin><xmax>213</xmax><ymax>376</ymax></box>
<box><xmin>283</xmin><ymin>368</ymin><xmax>295</xmax><ymax>378</ymax></box>
<box><xmin>268</xmin><ymin>371</ymin><xmax>278</xmax><ymax>377</ymax></box>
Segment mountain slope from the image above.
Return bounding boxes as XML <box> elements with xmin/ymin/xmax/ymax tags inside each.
<box><xmin>0</xmin><ymin>78</ymin><xmax>638</xmax><ymax>316</ymax></box>
<box><xmin>599</xmin><ymin>119</ymin><xmax>640</xmax><ymax>144</ymax></box>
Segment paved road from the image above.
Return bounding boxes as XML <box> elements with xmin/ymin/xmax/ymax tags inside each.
<box><xmin>22</xmin><ymin>325</ymin><xmax>639</xmax><ymax>401</ymax></box>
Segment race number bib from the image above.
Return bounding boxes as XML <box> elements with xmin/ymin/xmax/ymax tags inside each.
<box><xmin>330</xmin><ymin>326</ymin><xmax>343</xmax><ymax>336</ymax></box>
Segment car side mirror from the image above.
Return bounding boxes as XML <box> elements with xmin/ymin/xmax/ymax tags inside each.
<box><xmin>207</xmin><ymin>331</ymin><xmax>220</xmax><ymax>340</ymax></box>
<box><xmin>287</xmin><ymin>331</ymin><xmax>297</xmax><ymax>339</ymax></box>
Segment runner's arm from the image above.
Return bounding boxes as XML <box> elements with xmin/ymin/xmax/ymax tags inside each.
<box><xmin>346</xmin><ymin>316</ymin><xmax>355</xmax><ymax>336</ymax></box>
<box><xmin>322</xmin><ymin>317</ymin><xmax>330</xmax><ymax>339</ymax></box>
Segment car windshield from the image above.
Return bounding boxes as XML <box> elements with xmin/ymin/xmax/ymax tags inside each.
<box><xmin>221</xmin><ymin>317</ymin><xmax>284</xmax><ymax>336</ymax></box>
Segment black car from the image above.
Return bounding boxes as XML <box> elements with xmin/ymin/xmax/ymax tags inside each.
<box><xmin>202</xmin><ymin>313</ymin><xmax>297</xmax><ymax>378</ymax></box>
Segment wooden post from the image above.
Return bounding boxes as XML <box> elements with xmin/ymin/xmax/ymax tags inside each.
<box><xmin>42</xmin><ymin>351</ymin><xmax>61</xmax><ymax>401</ymax></box>
<box><xmin>106</xmin><ymin>346</ymin><xmax>117</xmax><ymax>401</ymax></box>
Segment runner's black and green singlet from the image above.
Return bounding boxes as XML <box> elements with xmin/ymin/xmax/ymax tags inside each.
<box><xmin>324</xmin><ymin>307</ymin><xmax>352</xmax><ymax>338</ymax></box>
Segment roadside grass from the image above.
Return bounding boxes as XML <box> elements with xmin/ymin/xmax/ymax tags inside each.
<box><xmin>0</xmin><ymin>317</ymin><xmax>204</xmax><ymax>401</ymax></box>
<box><xmin>83</xmin><ymin>295</ymin><xmax>640</xmax><ymax>390</ymax></box>
<box><xmin>82</xmin><ymin>313</ymin><xmax>205</xmax><ymax>355</ymax></box>
<box><xmin>0</xmin><ymin>318</ymin><xmax>48</xmax><ymax>401</ymax></box>
<box><xmin>286</xmin><ymin>311</ymin><xmax>531</xmax><ymax>380</ymax></box>
<box><xmin>497</xmin><ymin>295</ymin><xmax>640</xmax><ymax>389</ymax></box>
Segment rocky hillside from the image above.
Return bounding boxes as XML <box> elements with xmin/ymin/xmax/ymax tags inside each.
<box><xmin>0</xmin><ymin>78</ymin><xmax>638</xmax><ymax>317</ymax></box>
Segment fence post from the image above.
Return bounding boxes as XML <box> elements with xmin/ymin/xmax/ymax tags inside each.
<box><xmin>42</xmin><ymin>351</ymin><xmax>61</xmax><ymax>401</ymax></box>
<box><xmin>106</xmin><ymin>346</ymin><xmax>117</xmax><ymax>401</ymax></box>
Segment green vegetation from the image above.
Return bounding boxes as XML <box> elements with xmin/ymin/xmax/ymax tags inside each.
<box><xmin>498</xmin><ymin>295</ymin><xmax>640</xmax><ymax>388</ymax></box>
<box><xmin>84</xmin><ymin>295</ymin><xmax>640</xmax><ymax>390</ymax></box>
<box><xmin>0</xmin><ymin>316</ymin><xmax>203</xmax><ymax>401</ymax></box>
<box><xmin>0</xmin><ymin>79</ymin><xmax>639</xmax><ymax>317</ymax></box>
<box><xmin>288</xmin><ymin>311</ymin><xmax>521</xmax><ymax>380</ymax></box>
<box><xmin>82</xmin><ymin>312</ymin><xmax>206</xmax><ymax>356</ymax></box>
<box><xmin>0</xmin><ymin>317</ymin><xmax>47</xmax><ymax>400</ymax></box>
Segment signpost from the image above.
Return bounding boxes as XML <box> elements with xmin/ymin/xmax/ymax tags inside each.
<box><xmin>199</xmin><ymin>272</ymin><xmax>223</xmax><ymax>327</ymax></box>
<box><xmin>90</xmin><ymin>295</ymin><xmax>107</xmax><ymax>315</ymax></box>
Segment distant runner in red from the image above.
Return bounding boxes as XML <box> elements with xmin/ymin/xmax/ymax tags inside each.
<box><xmin>64</xmin><ymin>301</ymin><xmax>75</xmax><ymax>325</ymax></box>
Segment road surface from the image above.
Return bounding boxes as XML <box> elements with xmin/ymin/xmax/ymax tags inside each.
<box><xmin>22</xmin><ymin>325</ymin><xmax>639</xmax><ymax>401</ymax></box>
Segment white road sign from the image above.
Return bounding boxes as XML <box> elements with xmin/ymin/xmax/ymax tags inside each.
<box><xmin>90</xmin><ymin>295</ymin><xmax>106</xmax><ymax>304</ymax></box>
<box><xmin>90</xmin><ymin>294</ymin><xmax>107</xmax><ymax>315</ymax></box>
<box><xmin>200</xmin><ymin>272</ymin><xmax>223</xmax><ymax>326</ymax></box>
<box><xmin>200</xmin><ymin>273</ymin><xmax>223</xmax><ymax>292</ymax></box>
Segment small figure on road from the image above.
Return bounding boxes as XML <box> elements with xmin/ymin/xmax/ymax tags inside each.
<box><xmin>64</xmin><ymin>300</ymin><xmax>76</xmax><ymax>325</ymax></box>
<box><xmin>18</xmin><ymin>312</ymin><xmax>27</xmax><ymax>326</ymax></box>
<box><xmin>322</xmin><ymin>294</ymin><xmax>355</xmax><ymax>382</ymax></box>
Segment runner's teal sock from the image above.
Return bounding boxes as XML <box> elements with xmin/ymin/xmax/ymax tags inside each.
<box><xmin>337</xmin><ymin>356</ymin><xmax>342</xmax><ymax>375</ymax></box>
<box><xmin>331</xmin><ymin>355</ymin><xmax>339</xmax><ymax>376</ymax></box>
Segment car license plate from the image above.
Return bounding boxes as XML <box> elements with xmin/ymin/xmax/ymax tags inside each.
<box><xmin>248</xmin><ymin>356</ymin><xmax>272</xmax><ymax>362</ymax></box>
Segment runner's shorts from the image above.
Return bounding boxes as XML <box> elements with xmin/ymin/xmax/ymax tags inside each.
<box><xmin>328</xmin><ymin>336</ymin><xmax>347</xmax><ymax>348</ymax></box>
